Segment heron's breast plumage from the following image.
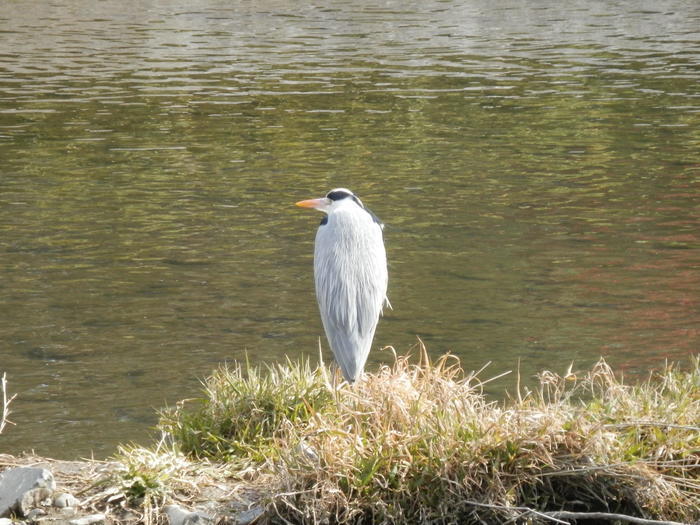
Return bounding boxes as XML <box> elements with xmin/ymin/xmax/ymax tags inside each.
<box><xmin>314</xmin><ymin>208</ymin><xmax>386</xmax><ymax>316</ymax></box>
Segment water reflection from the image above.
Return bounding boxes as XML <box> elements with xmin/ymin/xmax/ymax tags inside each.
<box><xmin>0</xmin><ymin>0</ymin><xmax>698</xmax><ymax>458</ymax></box>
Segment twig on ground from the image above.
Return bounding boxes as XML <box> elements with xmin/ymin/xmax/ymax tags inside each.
<box><xmin>464</xmin><ymin>500</ymin><xmax>569</xmax><ymax>524</ymax></box>
<box><xmin>465</xmin><ymin>500</ymin><xmax>691</xmax><ymax>525</ymax></box>
<box><xmin>545</xmin><ymin>510</ymin><xmax>689</xmax><ymax>525</ymax></box>
<box><xmin>603</xmin><ymin>421</ymin><xmax>700</xmax><ymax>432</ymax></box>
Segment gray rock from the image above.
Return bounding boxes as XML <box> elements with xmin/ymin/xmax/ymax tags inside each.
<box><xmin>18</xmin><ymin>489</ymin><xmax>52</xmax><ymax>518</ymax></box>
<box><xmin>163</xmin><ymin>505</ymin><xmax>189</xmax><ymax>525</ymax></box>
<box><xmin>23</xmin><ymin>508</ymin><xmax>46</xmax><ymax>522</ymax></box>
<box><xmin>67</xmin><ymin>514</ymin><xmax>104</xmax><ymax>525</ymax></box>
<box><xmin>51</xmin><ymin>495</ymin><xmax>79</xmax><ymax>510</ymax></box>
<box><xmin>0</xmin><ymin>519</ymin><xmax>12</xmax><ymax>525</ymax></box>
<box><xmin>184</xmin><ymin>513</ymin><xmax>214</xmax><ymax>525</ymax></box>
<box><xmin>0</xmin><ymin>469</ymin><xmax>56</xmax><ymax>518</ymax></box>
<box><xmin>163</xmin><ymin>505</ymin><xmax>214</xmax><ymax>525</ymax></box>
<box><xmin>236</xmin><ymin>507</ymin><xmax>264</xmax><ymax>525</ymax></box>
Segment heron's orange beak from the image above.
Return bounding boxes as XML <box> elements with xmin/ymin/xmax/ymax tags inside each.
<box><xmin>295</xmin><ymin>198</ymin><xmax>326</xmax><ymax>209</ymax></box>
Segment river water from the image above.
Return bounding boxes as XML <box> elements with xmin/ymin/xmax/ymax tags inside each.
<box><xmin>1</xmin><ymin>0</ymin><xmax>698</xmax><ymax>459</ymax></box>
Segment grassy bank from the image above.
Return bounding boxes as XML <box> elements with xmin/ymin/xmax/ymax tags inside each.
<box><xmin>117</xmin><ymin>346</ymin><xmax>699</xmax><ymax>524</ymax></box>
<box><xmin>3</xmin><ymin>348</ymin><xmax>699</xmax><ymax>524</ymax></box>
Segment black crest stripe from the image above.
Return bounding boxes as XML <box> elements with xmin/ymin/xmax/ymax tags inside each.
<box><xmin>326</xmin><ymin>189</ymin><xmax>353</xmax><ymax>201</ymax></box>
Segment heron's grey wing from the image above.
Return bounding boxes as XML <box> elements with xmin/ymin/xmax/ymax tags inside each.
<box><xmin>314</xmin><ymin>220</ymin><xmax>387</xmax><ymax>381</ymax></box>
<box><xmin>353</xmin><ymin>221</ymin><xmax>388</xmax><ymax>338</ymax></box>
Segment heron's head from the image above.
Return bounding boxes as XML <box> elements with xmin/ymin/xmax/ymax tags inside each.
<box><xmin>295</xmin><ymin>188</ymin><xmax>364</xmax><ymax>213</ymax></box>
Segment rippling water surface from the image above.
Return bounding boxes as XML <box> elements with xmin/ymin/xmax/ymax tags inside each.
<box><xmin>1</xmin><ymin>0</ymin><xmax>699</xmax><ymax>458</ymax></box>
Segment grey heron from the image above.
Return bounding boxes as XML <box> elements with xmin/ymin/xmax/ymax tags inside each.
<box><xmin>296</xmin><ymin>188</ymin><xmax>389</xmax><ymax>382</ymax></box>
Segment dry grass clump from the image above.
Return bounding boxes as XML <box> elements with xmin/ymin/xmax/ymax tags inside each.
<box><xmin>153</xmin><ymin>347</ymin><xmax>699</xmax><ymax>524</ymax></box>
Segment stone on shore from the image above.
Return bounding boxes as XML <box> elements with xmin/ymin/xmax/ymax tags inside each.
<box><xmin>68</xmin><ymin>513</ymin><xmax>106</xmax><ymax>525</ymax></box>
<box><xmin>0</xmin><ymin>467</ymin><xmax>56</xmax><ymax>518</ymax></box>
<box><xmin>163</xmin><ymin>504</ymin><xmax>214</xmax><ymax>525</ymax></box>
<box><xmin>235</xmin><ymin>506</ymin><xmax>265</xmax><ymax>525</ymax></box>
<box><xmin>52</xmin><ymin>493</ymin><xmax>79</xmax><ymax>509</ymax></box>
